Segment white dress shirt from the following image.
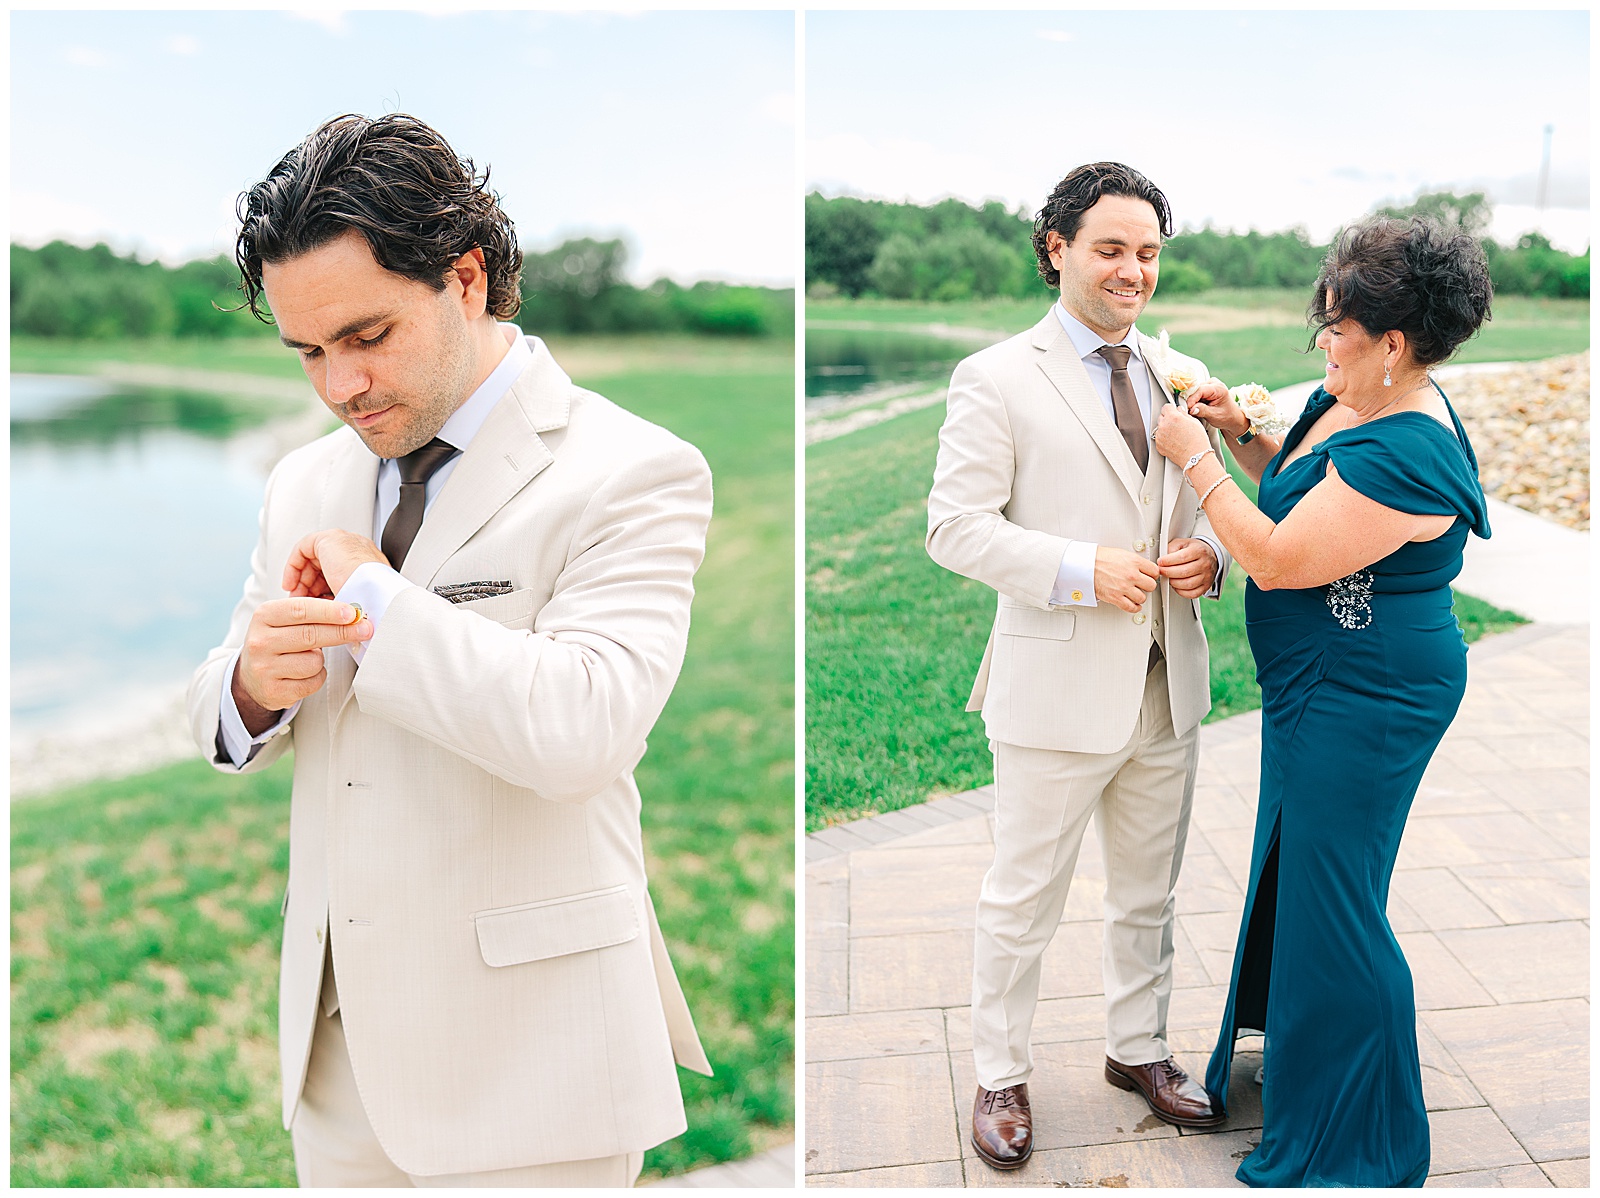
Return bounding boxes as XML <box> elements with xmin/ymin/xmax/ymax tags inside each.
<box><xmin>218</xmin><ymin>325</ymin><xmax>531</xmax><ymax>765</ymax></box>
<box><xmin>1047</xmin><ymin>302</ymin><xmax>1225</xmax><ymax>607</ymax></box>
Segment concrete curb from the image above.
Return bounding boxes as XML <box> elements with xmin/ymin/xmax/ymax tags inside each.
<box><xmin>648</xmin><ymin>1142</ymin><xmax>795</xmax><ymax>1188</ymax></box>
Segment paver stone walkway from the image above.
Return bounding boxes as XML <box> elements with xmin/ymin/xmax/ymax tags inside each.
<box><xmin>806</xmin><ymin>623</ymin><xmax>1589</xmax><ymax>1188</ymax></box>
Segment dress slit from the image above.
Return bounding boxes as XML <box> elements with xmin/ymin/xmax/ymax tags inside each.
<box><xmin>1232</xmin><ymin>817</ymin><xmax>1280</xmax><ymax>1038</ymax></box>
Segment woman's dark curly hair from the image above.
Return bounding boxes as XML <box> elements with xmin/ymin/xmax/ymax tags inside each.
<box><xmin>235</xmin><ymin>113</ymin><xmax>523</xmax><ymax>322</ymax></box>
<box><xmin>1032</xmin><ymin>162</ymin><xmax>1173</xmax><ymax>288</ymax></box>
<box><xmin>1309</xmin><ymin>216</ymin><xmax>1492</xmax><ymax>367</ymax></box>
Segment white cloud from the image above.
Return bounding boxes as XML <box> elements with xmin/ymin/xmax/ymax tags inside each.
<box><xmin>63</xmin><ymin>46</ymin><xmax>107</xmax><ymax>68</ymax></box>
<box><xmin>1487</xmin><ymin>205</ymin><xmax>1591</xmax><ymax>255</ymax></box>
<box><xmin>166</xmin><ymin>34</ymin><xmax>201</xmax><ymax>56</ymax></box>
<box><xmin>288</xmin><ymin>10</ymin><xmax>347</xmax><ymax>36</ymax></box>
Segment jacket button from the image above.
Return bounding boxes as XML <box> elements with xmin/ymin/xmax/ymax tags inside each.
<box><xmin>1134</xmin><ymin>539</ymin><xmax>1147</xmax><ymax>552</ymax></box>
<box><xmin>316</xmin><ymin>927</ymin><xmax>322</xmax><ymax>943</ymax></box>
<box><xmin>1071</xmin><ymin>589</ymin><xmax>1083</xmax><ymax>602</ymax></box>
<box><xmin>1142</xmin><ymin>494</ymin><xmax>1152</xmax><ymax>505</ymax></box>
<box><xmin>1133</xmin><ymin>613</ymin><xmax>1147</xmax><ymax>625</ymax></box>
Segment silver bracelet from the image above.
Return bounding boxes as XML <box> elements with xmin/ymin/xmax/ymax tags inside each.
<box><xmin>1182</xmin><ymin>447</ymin><xmax>1217</xmax><ymax>477</ymax></box>
<box><xmin>1199</xmin><ymin>473</ymin><xmax>1233</xmax><ymax>505</ymax></box>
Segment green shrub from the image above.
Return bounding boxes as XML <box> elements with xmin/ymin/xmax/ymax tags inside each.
<box><xmin>12</xmin><ymin>239</ymin><xmax>793</xmax><ymax>341</ymax></box>
<box><xmin>1157</xmin><ymin>257</ymin><xmax>1213</xmax><ymax>295</ymax></box>
<box><xmin>808</xmin><ymin>188</ymin><xmax>1591</xmax><ymax>302</ymax></box>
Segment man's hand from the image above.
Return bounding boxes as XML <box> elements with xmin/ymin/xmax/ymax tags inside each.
<box><xmin>1095</xmin><ymin>546</ymin><xmax>1161</xmax><ymax>613</ymax></box>
<box><xmin>233</xmin><ymin>598</ymin><xmax>373</xmax><ymax>735</ymax></box>
<box><xmin>1159</xmin><ymin>537</ymin><xmax>1218</xmax><ymax>599</ymax></box>
<box><xmin>283</xmin><ymin>530</ymin><xmax>389</xmax><ymax>598</ymax></box>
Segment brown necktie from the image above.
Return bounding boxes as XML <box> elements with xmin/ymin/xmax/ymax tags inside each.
<box><xmin>380</xmin><ymin>438</ymin><xmax>460</xmax><ymax>570</ymax></box>
<box><xmin>1096</xmin><ymin>344</ymin><xmax>1149</xmax><ymax>473</ymax></box>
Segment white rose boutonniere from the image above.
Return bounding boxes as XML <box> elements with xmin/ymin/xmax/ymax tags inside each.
<box><xmin>1145</xmin><ymin>328</ymin><xmax>1207</xmax><ymax>401</ymax></box>
<box><xmin>1231</xmin><ymin>382</ymin><xmax>1291</xmax><ymax>436</ymax></box>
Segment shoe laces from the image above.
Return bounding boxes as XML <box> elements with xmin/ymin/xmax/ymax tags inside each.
<box><xmin>984</xmin><ymin>1086</ymin><xmax>1021</xmax><ymax>1112</ymax></box>
<box><xmin>1157</xmin><ymin>1058</ymin><xmax>1185</xmax><ymax>1085</ymax></box>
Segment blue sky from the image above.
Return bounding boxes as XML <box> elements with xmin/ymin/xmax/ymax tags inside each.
<box><xmin>807</xmin><ymin>10</ymin><xmax>1590</xmax><ymax>252</ymax></box>
<box><xmin>12</xmin><ymin>10</ymin><xmax>796</xmax><ymax>284</ymax></box>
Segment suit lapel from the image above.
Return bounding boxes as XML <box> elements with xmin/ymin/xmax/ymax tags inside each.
<box><xmin>1033</xmin><ymin>311</ymin><xmax>1144</xmax><ymax>503</ymax></box>
<box><xmin>1136</xmin><ymin>330</ymin><xmax>1219</xmax><ymax>543</ymax></box>
<box><xmin>336</xmin><ymin>339</ymin><xmax>570</xmax><ymax>723</ymax></box>
<box><xmin>322</xmin><ymin>428</ymin><xmax>383</xmax><ymax>538</ymax></box>
<box><xmin>397</xmin><ymin>337</ymin><xmax>569</xmax><ymax>589</ymax></box>
<box><xmin>1140</xmin><ymin>339</ymin><xmax>1187</xmax><ymax>539</ymax></box>
<box><xmin>321</xmin><ymin>432</ymin><xmax>380</xmax><ymax>711</ymax></box>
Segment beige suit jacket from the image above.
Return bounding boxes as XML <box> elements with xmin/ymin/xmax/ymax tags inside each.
<box><xmin>927</xmin><ymin>309</ymin><xmax>1230</xmax><ymax>755</ymax></box>
<box><xmin>187</xmin><ymin>336</ymin><xmax>713</xmax><ymax>1177</ymax></box>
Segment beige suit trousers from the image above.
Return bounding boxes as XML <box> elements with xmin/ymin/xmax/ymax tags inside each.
<box><xmin>291</xmin><ymin>997</ymin><xmax>643</xmax><ymax>1188</ymax></box>
<box><xmin>971</xmin><ymin>661</ymin><xmax>1200</xmax><ymax>1090</ymax></box>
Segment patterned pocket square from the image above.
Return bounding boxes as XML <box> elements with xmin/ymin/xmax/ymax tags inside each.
<box><xmin>432</xmin><ymin>580</ymin><xmax>515</xmax><ymax>604</ymax></box>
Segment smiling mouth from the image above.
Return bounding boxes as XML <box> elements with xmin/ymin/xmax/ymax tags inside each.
<box><xmin>349</xmin><ymin>405</ymin><xmax>394</xmax><ymax>427</ymax></box>
<box><xmin>1106</xmin><ymin>287</ymin><xmax>1141</xmax><ymax>299</ymax></box>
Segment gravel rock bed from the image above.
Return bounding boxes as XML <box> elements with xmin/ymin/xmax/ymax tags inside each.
<box><xmin>1444</xmin><ymin>352</ymin><xmax>1590</xmax><ymax>531</ymax></box>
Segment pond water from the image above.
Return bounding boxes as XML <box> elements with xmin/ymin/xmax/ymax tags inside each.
<box><xmin>805</xmin><ymin>326</ymin><xmax>981</xmax><ymax>415</ymax></box>
<box><xmin>11</xmin><ymin>374</ymin><xmax>277</xmax><ymax>737</ymax></box>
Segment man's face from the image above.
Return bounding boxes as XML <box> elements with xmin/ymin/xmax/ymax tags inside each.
<box><xmin>263</xmin><ymin>230</ymin><xmax>478</xmax><ymax>459</ymax></box>
<box><xmin>1048</xmin><ymin>194</ymin><xmax>1163</xmax><ymax>342</ymax></box>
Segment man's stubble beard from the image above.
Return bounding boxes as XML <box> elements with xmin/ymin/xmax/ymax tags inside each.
<box><xmin>1061</xmin><ymin>272</ymin><xmax>1148</xmax><ymax>341</ymax></box>
<box><xmin>344</xmin><ymin>306</ymin><xmax>479</xmax><ymax>460</ymax></box>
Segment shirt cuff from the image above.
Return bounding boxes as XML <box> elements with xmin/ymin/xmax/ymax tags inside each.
<box><xmin>337</xmin><ymin>561</ymin><xmax>415</xmax><ymax>664</ymax></box>
<box><xmin>1049</xmin><ymin>540</ymin><xmax>1098</xmax><ymax>607</ymax></box>
<box><xmin>1192</xmin><ymin>532</ymin><xmax>1227</xmax><ymax>599</ymax></box>
<box><xmin>218</xmin><ymin>646</ymin><xmax>299</xmax><ymax>767</ymax></box>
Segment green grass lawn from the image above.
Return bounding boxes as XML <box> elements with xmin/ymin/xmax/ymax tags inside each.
<box><xmin>805</xmin><ymin>395</ymin><xmax>1532</xmax><ymax>831</ymax></box>
<box><xmin>10</xmin><ymin>334</ymin><xmax>795</xmax><ymax>1185</ymax></box>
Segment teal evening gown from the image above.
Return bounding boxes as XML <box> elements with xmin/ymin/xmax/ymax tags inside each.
<box><xmin>1205</xmin><ymin>384</ymin><xmax>1490</xmax><ymax>1187</ymax></box>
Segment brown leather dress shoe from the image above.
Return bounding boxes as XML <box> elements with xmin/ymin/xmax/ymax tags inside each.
<box><xmin>1104</xmin><ymin>1056</ymin><xmax>1224</xmax><ymax>1128</ymax></box>
<box><xmin>971</xmin><ymin>1083</ymin><xmax>1032</xmax><ymax>1169</ymax></box>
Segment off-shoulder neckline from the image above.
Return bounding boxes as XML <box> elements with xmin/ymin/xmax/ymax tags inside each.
<box><xmin>1274</xmin><ymin>385</ymin><xmax>1469</xmax><ymax>479</ymax></box>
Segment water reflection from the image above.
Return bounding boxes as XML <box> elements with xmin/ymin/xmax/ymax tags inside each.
<box><xmin>805</xmin><ymin>327</ymin><xmax>975</xmax><ymax>413</ymax></box>
<box><xmin>11</xmin><ymin>374</ymin><xmax>278</xmax><ymax>736</ymax></box>
<box><xmin>11</xmin><ymin>372</ymin><xmax>274</xmax><ymax>444</ymax></box>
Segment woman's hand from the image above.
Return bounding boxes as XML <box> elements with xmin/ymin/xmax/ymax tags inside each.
<box><xmin>1183</xmin><ymin>377</ymin><xmax>1250</xmax><ymax>438</ymax></box>
<box><xmin>1154</xmin><ymin>404</ymin><xmax>1211</xmax><ymax>465</ymax></box>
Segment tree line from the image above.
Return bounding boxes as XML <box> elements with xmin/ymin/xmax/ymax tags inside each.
<box><xmin>805</xmin><ymin>189</ymin><xmax>1590</xmax><ymax>302</ymax></box>
<box><xmin>10</xmin><ymin>238</ymin><xmax>795</xmax><ymax>340</ymax></box>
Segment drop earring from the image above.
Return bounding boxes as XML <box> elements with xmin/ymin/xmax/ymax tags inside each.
<box><xmin>1383</xmin><ymin>365</ymin><xmax>1392</xmax><ymax>387</ymax></box>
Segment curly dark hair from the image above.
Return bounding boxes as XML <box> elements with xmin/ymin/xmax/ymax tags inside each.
<box><xmin>1309</xmin><ymin>216</ymin><xmax>1492</xmax><ymax>367</ymax></box>
<box><xmin>235</xmin><ymin>113</ymin><xmax>523</xmax><ymax>323</ymax></box>
<box><xmin>1032</xmin><ymin>162</ymin><xmax>1173</xmax><ymax>287</ymax></box>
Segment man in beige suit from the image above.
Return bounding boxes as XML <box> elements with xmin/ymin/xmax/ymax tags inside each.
<box><xmin>927</xmin><ymin>162</ymin><xmax>1233</xmax><ymax>1170</ymax></box>
<box><xmin>188</xmin><ymin>114</ymin><xmax>711</xmax><ymax>1187</ymax></box>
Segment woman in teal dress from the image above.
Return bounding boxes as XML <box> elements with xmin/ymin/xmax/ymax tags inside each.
<box><xmin>1150</xmin><ymin>215</ymin><xmax>1493</xmax><ymax>1187</ymax></box>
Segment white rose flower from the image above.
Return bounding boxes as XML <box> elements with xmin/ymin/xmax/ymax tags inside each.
<box><xmin>1231</xmin><ymin>382</ymin><xmax>1291</xmax><ymax>435</ymax></box>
